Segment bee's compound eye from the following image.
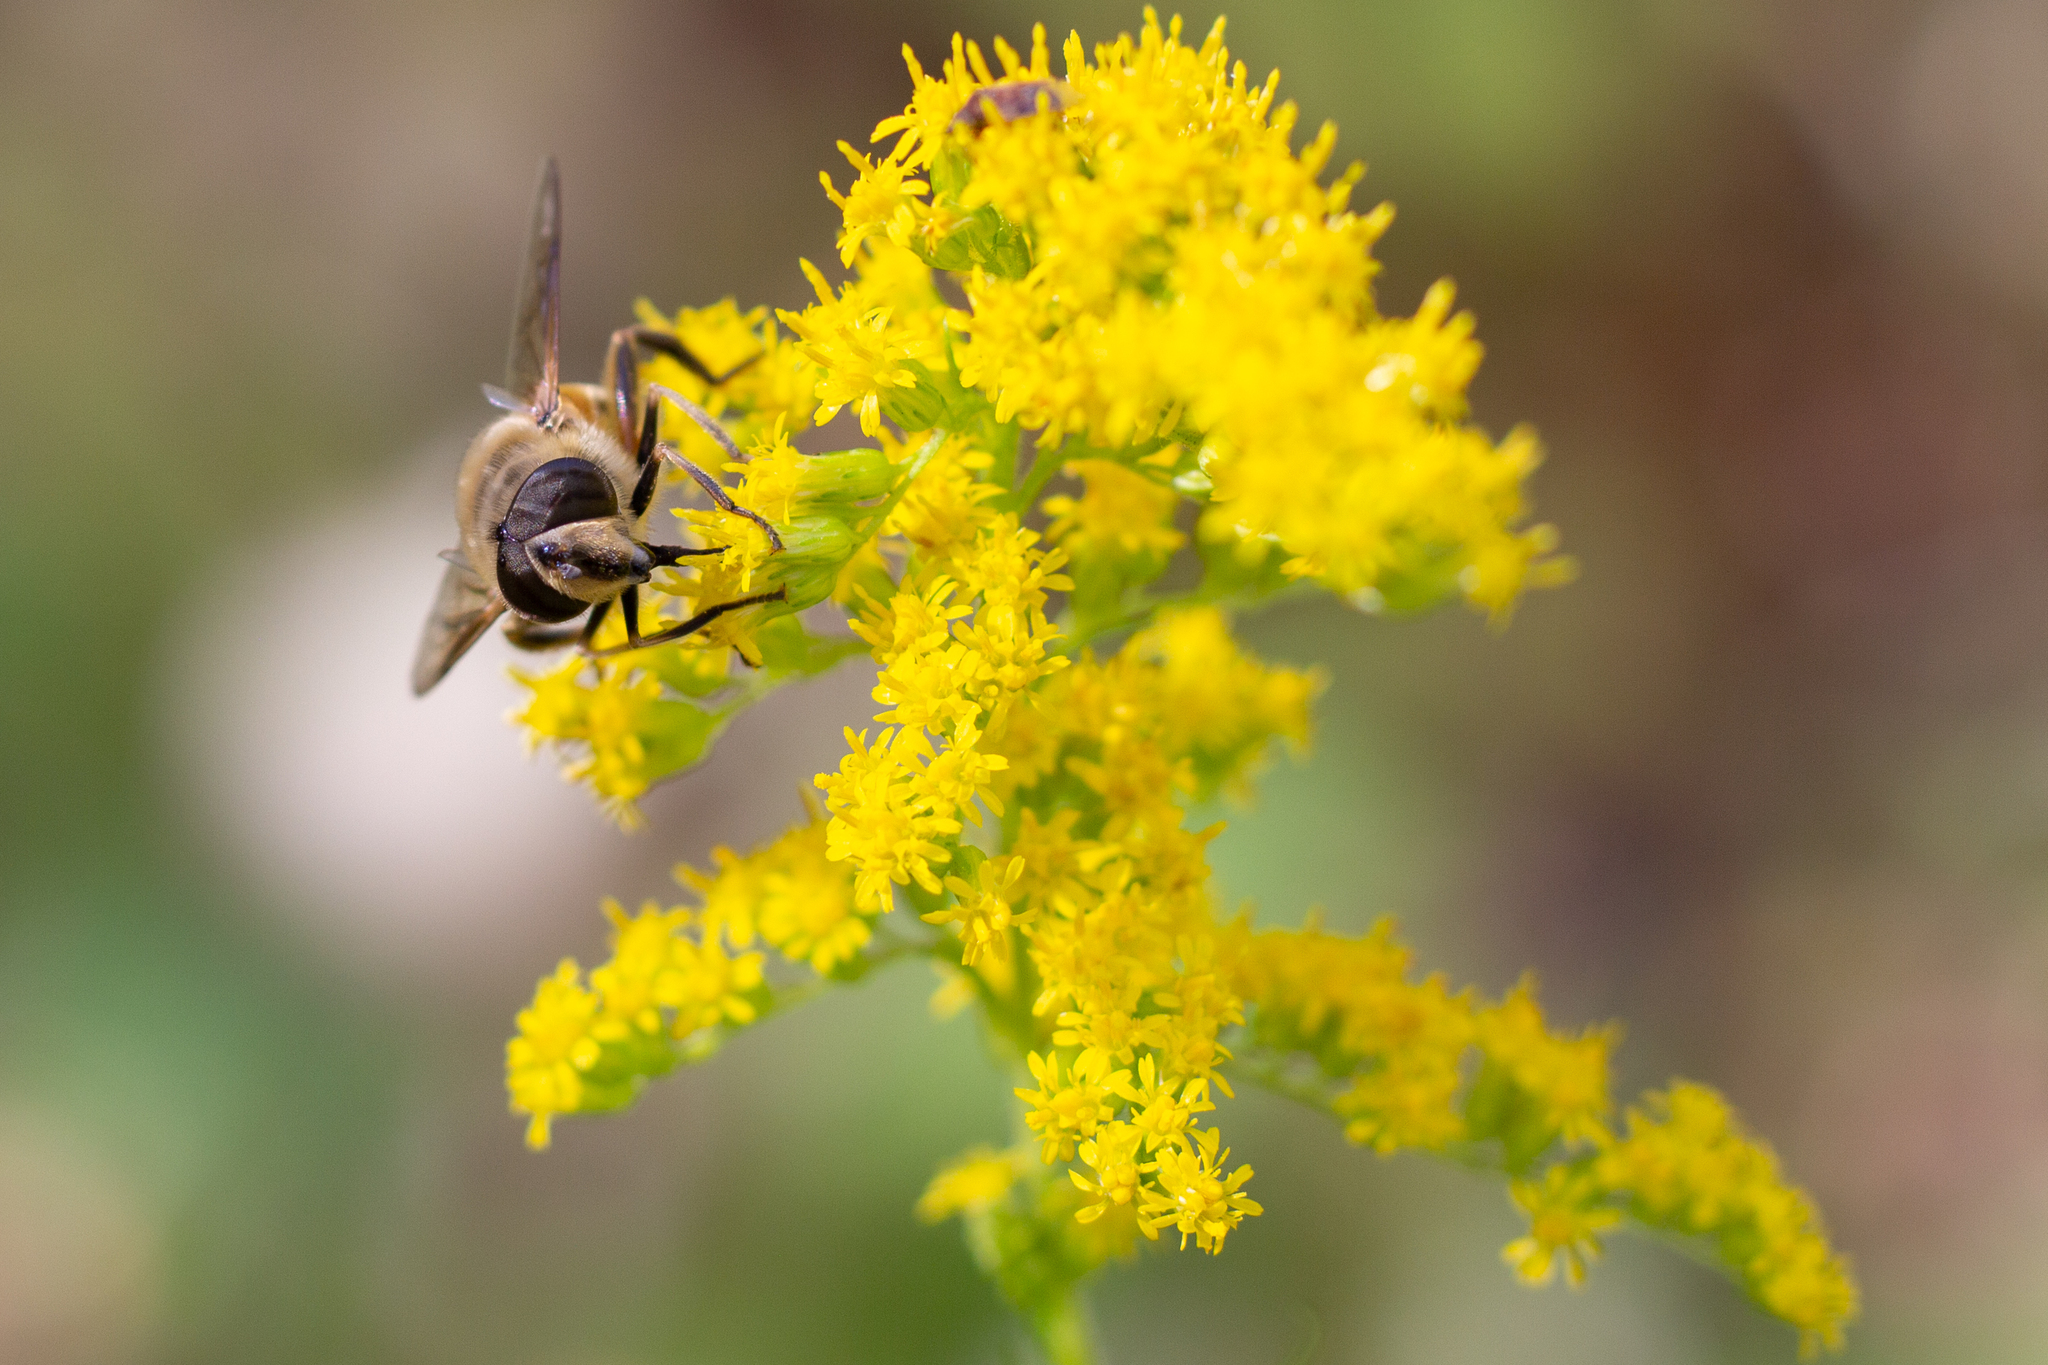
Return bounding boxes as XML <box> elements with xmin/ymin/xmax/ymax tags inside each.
<box><xmin>629</xmin><ymin>545</ymin><xmax>653</xmax><ymax>578</ymax></box>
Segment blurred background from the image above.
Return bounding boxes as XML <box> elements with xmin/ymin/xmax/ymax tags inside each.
<box><xmin>2</xmin><ymin>0</ymin><xmax>2046</xmax><ymax>1361</ymax></box>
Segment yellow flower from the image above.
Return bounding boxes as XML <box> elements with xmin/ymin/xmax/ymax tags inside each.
<box><xmin>828</xmin><ymin>10</ymin><xmax>1566</xmax><ymax>613</ymax></box>
<box><xmin>917</xmin><ymin>1146</ymin><xmax>1026</xmax><ymax>1222</ymax></box>
<box><xmin>816</xmin><ymin>726</ymin><xmax>959</xmax><ymax>911</ymax></box>
<box><xmin>661</xmin><ymin>932</ymin><xmax>765</xmax><ymax>1038</ymax></box>
<box><xmin>1116</xmin><ymin>1055</ymin><xmax>1214</xmax><ymax>1152</ymax></box>
<box><xmin>818</xmin><ymin>497</ymin><xmax>1069</xmax><ymax>914</ymax></box>
<box><xmin>677</xmin><ymin>843</ymin><xmax>766</xmax><ymax>949</ymax></box>
<box><xmin>850</xmin><ymin>575</ymin><xmax>970</xmax><ymax>671</ymax></box>
<box><xmin>1016</xmin><ymin>1050</ymin><xmax>1127</xmax><ymax>1163</ymax></box>
<box><xmin>1005</xmin><ymin>808</ymin><xmax>1091</xmax><ymax>908</ymax></box>
<box><xmin>870</xmin><ymin>28</ymin><xmax>1055</xmax><ymax>172</ymax></box>
<box><xmin>877</xmin><ymin>434</ymin><xmax>1002</xmax><ymax>565</ymax></box>
<box><xmin>777</xmin><ymin>251</ymin><xmax>943</xmax><ymax>436</ymax></box>
<box><xmin>753</xmin><ymin>821</ymin><xmax>870</xmax><ymax>974</ymax></box>
<box><xmin>1069</xmin><ymin>1120</ymin><xmax>1146</xmax><ymax>1222</ymax></box>
<box><xmin>1758</xmin><ymin>1233</ymin><xmax>1862</xmax><ymax>1360</ymax></box>
<box><xmin>511</xmin><ymin>654</ymin><xmax>733</xmax><ymax>828</ymax></box>
<box><xmin>1477</xmin><ymin>977</ymin><xmax>1617</xmax><ymax>1146</ymax></box>
<box><xmin>1338</xmin><ymin>1048</ymin><xmax>1469</xmax><ymax>1154</ymax></box>
<box><xmin>1043</xmin><ymin>459</ymin><xmax>1186</xmax><ymax>560</ymax></box>
<box><xmin>679</xmin><ymin>817</ymin><xmax>869</xmax><ymax>975</ymax></box>
<box><xmin>588</xmin><ymin>899</ymin><xmax>689</xmax><ymax>1038</ymax></box>
<box><xmin>1503</xmin><ymin>1165</ymin><xmax>1621</xmax><ymax>1289</ymax></box>
<box><xmin>1136</xmin><ymin>1127</ymin><xmax>1261</xmax><ymax>1254</ymax></box>
<box><xmin>505</xmin><ymin>960</ymin><xmax>601</xmax><ymax>1150</ymax></box>
<box><xmin>1126</xmin><ymin>607</ymin><xmax>1321</xmax><ymax>796</ymax></box>
<box><xmin>511</xmin><ymin>660</ymin><xmax>657</xmax><ymax>827</ymax></box>
<box><xmin>931</xmin><ymin>854</ymin><xmax>1032</xmax><ymax>965</ymax></box>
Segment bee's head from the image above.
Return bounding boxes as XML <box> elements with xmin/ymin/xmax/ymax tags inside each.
<box><xmin>523</xmin><ymin>518</ymin><xmax>653</xmax><ymax>603</ymax></box>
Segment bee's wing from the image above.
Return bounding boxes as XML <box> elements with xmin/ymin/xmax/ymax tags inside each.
<box><xmin>504</xmin><ymin>156</ymin><xmax>561</xmax><ymax>417</ymax></box>
<box><xmin>411</xmin><ymin>556</ymin><xmax>507</xmax><ymax>696</ymax></box>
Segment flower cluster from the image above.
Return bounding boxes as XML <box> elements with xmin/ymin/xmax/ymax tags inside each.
<box><xmin>829</xmin><ymin>12</ymin><xmax>1570</xmax><ymax>615</ymax></box>
<box><xmin>817</xmin><ymin>434</ymin><xmax>1072</xmax><ymax>914</ymax></box>
<box><xmin>677</xmin><ymin>814</ymin><xmax>875</xmax><ymax>974</ymax></box>
<box><xmin>511</xmin><ymin>653</ymin><xmax>729</xmax><ymax>827</ymax></box>
<box><xmin>499</xmin><ymin>11</ymin><xmax>1853</xmax><ymax>1356</ymax></box>
<box><xmin>1238</xmin><ymin>922</ymin><xmax>1617</xmax><ymax>1158</ymax></box>
<box><xmin>1599</xmin><ymin>1084</ymin><xmax>1860</xmax><ymax>1356</ymax></box>
<box><xmin>505</xmin><ymin>818</ymin><xmax>858</xmax><ymax>1147</ymax></box>
<box><xmin>506</xmin><ymin>898</ymin><xmax>763</xmax><ymax>1149</ymax></box>
<box><xmin>1248</xmin><ymin>927</ymin><xmax>1600</xmax><ymax>1163</ymax></box>
<box><xmin>1234</xmin><ymin>916</ymin><xmax>1855</xmax><ymax>1354</ymax></box>
<box><xmin>978</xmin><ymin>609</ymin><xmax>1315</xmax><ymax>1253</ymax></box>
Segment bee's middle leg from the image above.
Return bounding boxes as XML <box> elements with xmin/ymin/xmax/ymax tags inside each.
<box><xmin>504</xmin><ymin>601</ymin><xmax>610</xmax><ymax>651</ymax></box>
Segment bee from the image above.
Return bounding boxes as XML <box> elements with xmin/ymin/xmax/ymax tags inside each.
<box><xmin>411</xmin><ymin>158</ymin><xmax>784</xmax><ymax>695</ymax></box>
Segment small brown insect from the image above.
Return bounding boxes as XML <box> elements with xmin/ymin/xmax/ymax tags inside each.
<box><xmin>950</xmin><ymin>79</ymin><xmax>1075</xmax><ymax>132</ymax></box>
<box><xmin>411</xmin><ymin>159</ymin><xmax>783</xmax><ymax>696</ymax></box>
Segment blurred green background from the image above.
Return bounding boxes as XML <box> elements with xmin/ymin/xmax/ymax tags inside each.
<box><xmin>4</xmin><ymin>1</ymin><xmax>2046</xmax><ymax>1361</ymax></box>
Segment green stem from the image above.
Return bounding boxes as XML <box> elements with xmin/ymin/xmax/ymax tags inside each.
<box><xmin>987</xmin><ymin>418</ymin><xmax>1022</xmax><ymax>492</ymax></box>
<box><xmin>1230</xmin><ymin>1051</ymin><xmax>1750</xmax><ymax>1297</ymax></box>
<box><xmin>1232</xmin><ymin>1053</ymin><xmax>1507</xmax><ymax>1178</ymax></box>
<box><xmin>1057</xmin><ymin>577</ymin><xmax>1322</xmax><ymax>654</ymax></box>
<box><xmin>955</xmin><ymin>945</ymin><xmax>1044</xmax><ymax>1064</ymax></box>
<box><xmin>1003</xmin><ymin>434</ymin><xmax>1069</xmax><ymax>514</ymax></box>
<box><xmin>1231</xmin><ymin>1054</ymin><xmax>1342</xmax><ymax>1119</ymax></box>
<box><xmin>1029</xmin><ymin>1283</ymin><xmax>1097</xmax><ymax>1365</ymax></box>
<box><xmin>746</xmin><ymin>936</ymin><xmax>932</xmax><ymax>1025</ymax></box>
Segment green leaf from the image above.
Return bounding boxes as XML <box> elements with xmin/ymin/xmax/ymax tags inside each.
<box><xmin>931</xmin><ymin>142</ymin><xmax>972</xmax><ymax>200</ymax></box>
<box><xmin>580</xmin><ymin>1027</ymin><xmax>679</xmax><ymax>1108</ymax></box>
<box><xmin>880</xmin><ymin>368</ymin><xmax>950</xmax><ymax>431</ymax></box>
<box><xmin>644</xmin><ymin>649</ymin><xmax>742</xmax><ymax>698</ymax></box>
<box><xmin>1371</xmin><ymin>539</ymin><xmax>1465</xmax><ymax>616</ymax></box>
<box><xmin>951</xmin><ymin>842</ymin><xmax>988</xmax><ymax>886</ymax></box>
<box><xmin>637</xmin><ymin>698</ymin><xmax>734</xmax><ymax>785</ymax></box>
<box><xmin>1462</xmin><ymin>1057</ymin><xmax>1559</xmax><ymax>1174</ymax></box>
<box><xmin>1197</xmin><ymin>533</ymin><xmax>1295</xmax><ymax>601</ymax></box>
<box><xmin>794</xmin><ymin>448</ymin><xmax>895</xmax><ymax>503</ymax></box>
<box><xmin>927</xmin><ymin>204</ymin><xmax>1033</xmax><ymax>279</ymax></box>
<box><xmin>754</xmin><ymin>615</ymin><xmax>869</xmax><ymax>676</ymax></box>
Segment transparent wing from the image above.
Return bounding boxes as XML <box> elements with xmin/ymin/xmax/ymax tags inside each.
<box><xmin>504</xmin><ymin>156</ymin><xmax>561</xmax><ymax>415</ymax></box>
<box><xmin>411</xmin><ymin>557</ymin><xmax>507</xmax><ymax>695</ymax></box>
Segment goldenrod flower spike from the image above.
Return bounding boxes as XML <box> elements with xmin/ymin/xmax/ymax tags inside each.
<box><xmin>500</xmin><ymin>12</ymin><xmax>1852</xmax><ymax>1358</ymax></box>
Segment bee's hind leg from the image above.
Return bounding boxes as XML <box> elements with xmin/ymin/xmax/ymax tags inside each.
<box><xmin>605</xmin><ymin>323</ymin><xmax>761</xmax><ymax>462</ymax></box>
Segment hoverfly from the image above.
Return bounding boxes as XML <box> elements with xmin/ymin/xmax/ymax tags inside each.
<box><xmin>410</xmin><ymin>158</ymin><xmax>784</xmax><ymax>695</ymax></box>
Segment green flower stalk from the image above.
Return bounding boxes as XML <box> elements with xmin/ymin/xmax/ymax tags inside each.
<box><xmin>501</xmin><ymin>12</ymin><xmax>1856</xmax><ymax>1359</ymax></box>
